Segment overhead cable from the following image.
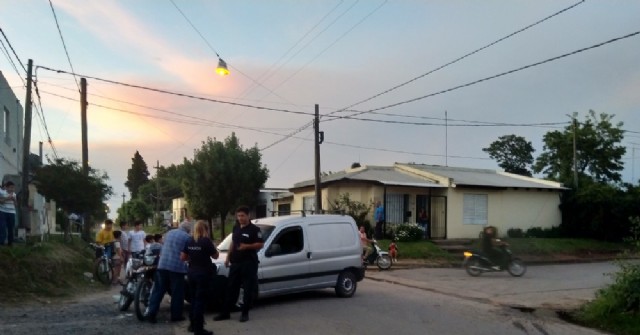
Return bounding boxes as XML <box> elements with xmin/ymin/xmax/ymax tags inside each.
<box><xmin>48</xmin><ymin>0</ymin><xmax>81</xmax><ymax>92</ymax></box>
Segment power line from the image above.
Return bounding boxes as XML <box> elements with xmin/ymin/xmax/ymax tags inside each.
<box><xmin>336</xmin><ymin>0</ymin><xmax>586</xmax><ymax>114</ymax></box>
<box><xmin>258</xmin><ymin>0</ymin><xmax>586</xmax><ymax>150</ymax></box>
<box><xmin>235</xmin><ymin>0</ymin><xmax>345</xmax><ymax>100</ymax></box>
<box><xmin>268</xmin><ymin>0</ymin><xmax>387</xmax><ymax>96</ymax></box>
<box><xmin>36</xmin><ymin>65</ymin><xmax>315</xmax><ymax>117</ymax></box>
<box><xmin>48</xmin><ymin>0</ymin><xmax>80</xmax><ymax>92</ymax></box>
<box><xmin>0</xmin><ymin>37</ymin><xmax>25</xmax><ymax>86</ymax></box>
<box><xmin>350</xmin><ymin>30</ymin><xmax>640</xmax><ymax>117</ymax></box>
<box><xmin>0</xmin><ymin>27</ymin><xmax>27</xmax><ymax>73</ymax></box>
<box><xmin>32</xmin><ymin>81</ymin><xmax>59</xmax><ymax>159</ymax></box>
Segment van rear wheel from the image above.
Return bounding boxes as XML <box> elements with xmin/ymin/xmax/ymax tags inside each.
<box><xmin>335</xmin><ymin>271</ymin><xmax>357</xmax><ymax>298</ymax></box>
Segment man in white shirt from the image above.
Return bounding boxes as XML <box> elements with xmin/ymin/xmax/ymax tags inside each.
<box><xmin>0</xmin><ymin>181</ymin><xmax>16</xmax><ymax>246</ymax></box>
<box><xmin>128</xmin><ymin>220</ymin><xmax>146</xmax><ymax>256</ymax></box>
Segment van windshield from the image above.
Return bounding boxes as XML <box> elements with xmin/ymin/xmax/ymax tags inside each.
<box><xmin>217</xmin><ymin>224</ymin><xmax>274</xmax><ymax>252</ymax></box>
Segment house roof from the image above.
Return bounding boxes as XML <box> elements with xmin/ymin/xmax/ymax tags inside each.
<box><xmin>398</xmin><ymin>164</ymin><xmax>565</xmax><ymax>190</ymax></box>
<box><xmin>292</xmin><ymin>165</ymin><xmax>444</xmax><ymax>189</ymax></box>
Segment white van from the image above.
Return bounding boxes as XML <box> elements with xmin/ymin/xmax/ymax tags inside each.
<box><xmin>211</xmin><ymin>214</ymin><xmax>365</xmax><ymax>304</ymax></box>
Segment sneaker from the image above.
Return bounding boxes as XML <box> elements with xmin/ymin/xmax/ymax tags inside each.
<box><xmin>239</xmin><ymin>313</ymin><xmax>249</xmax><ymax>323</ymax></box>
<box><xmin>213</xmin><ymin>314</ymin><xmax>230</xmax><ymax>321</ymax></box>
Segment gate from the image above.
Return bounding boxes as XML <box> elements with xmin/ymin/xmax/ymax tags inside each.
<box><xmin>430</xmin><ymin>196</ymin><xmax>447</xmax><ymax>239</ymax></box>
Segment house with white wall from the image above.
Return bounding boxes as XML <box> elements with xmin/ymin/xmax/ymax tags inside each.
<box><xmin>285</xmin><ymin>163</ymin><xmax>565</xmax><ymax>239</ymax></box>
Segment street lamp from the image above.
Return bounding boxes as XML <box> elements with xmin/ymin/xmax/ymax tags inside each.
<box><xmin>216</xmin><ymin>58</ymin><xmax>230</xmax><ymax>76</ymax></box>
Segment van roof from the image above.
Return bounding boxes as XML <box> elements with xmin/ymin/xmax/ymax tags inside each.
<box><xmin>253</xmin><ymin>214</ymin><xmax>355</xmax><ymax>227</ymax></box>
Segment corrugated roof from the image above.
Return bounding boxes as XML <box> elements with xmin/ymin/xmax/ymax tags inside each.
<box><xmin>401</xmin><ymin>164</ymin><xmax>565</xmax><ymax>189</ymax></box>
<box><xmin>292</xmin><ymin>165</ymin><xmax>444</xmax><ymax>189</ymax></box>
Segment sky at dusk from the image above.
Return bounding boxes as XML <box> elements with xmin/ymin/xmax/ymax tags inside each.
<box><xmin>1</xmin><ymin>0</ymin><xmax>639</xmax><ymax>216</ymax></box>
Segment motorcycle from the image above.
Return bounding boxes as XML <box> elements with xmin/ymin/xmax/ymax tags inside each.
<box><xmin>462</xmin><ymin>244</ymin><xmax>526</xmax><ymax>277</ymax></box>
<box><xmin>363</xmin><ymin>240</ymin><xmax>392</xmax><ymax>270</ymax></box>
<box><xmin>134</xmin><ymin>253</ymin><xmax>158</xmax><ymax>321</ymax></box>
<box><xmin>117</xmin><ymin>252</ymin><xmax>144</xmax><ymax>312</ymax></box>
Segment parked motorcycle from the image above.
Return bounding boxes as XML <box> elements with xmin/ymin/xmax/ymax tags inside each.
<box><xmin>363</xmin><ymin>240</ymin><xmax>392</xmax><ymax>270</ymax></box>
<box><xmin>462</xmin><ymin>245</ymin><xmax>526</xmax><ymax>277</ymax></box>
<box><xmin>117</xmin><ymin>252</ymin><xmax>144</xmax><ymax>311</ymax></box>
<box><xmin>134</xmin><ymin>253</ymin><xmax>158</xmax><ymax>321</ymax></box>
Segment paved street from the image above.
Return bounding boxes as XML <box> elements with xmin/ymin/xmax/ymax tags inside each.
<box><xmin>1</xmin><ymin>262</ymin><xmax>618</xmax><ymax>335</ymax></box>
<box><xmin>366</xmin><ymin>261</ymin><xmax>619</xmax><ymax>310</ymax></box>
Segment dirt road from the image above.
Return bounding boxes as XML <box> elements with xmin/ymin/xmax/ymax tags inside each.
<box><xmin>0</xmin><ymin>285</ymin><xmax>185</xmax><ymax>335</ymax></box>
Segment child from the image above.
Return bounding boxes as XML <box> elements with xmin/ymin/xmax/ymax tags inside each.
<box><xmin>112</xmin><ymin>230</ymin><xmax>123</xmax><ymax>285</ymax></box>
<box><xmin>388</xmin><ymin>240</ymin><xmax>398</xmax><ymax>264</ymax></box>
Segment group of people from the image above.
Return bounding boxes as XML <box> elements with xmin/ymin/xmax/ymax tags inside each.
<box><xmin>95</xmin><ymin>219</ymin><xmax>159</xmax><ymax>285</ymax></box>
<box><xmin>96</xmin><ymin>205</ymin><xmax>263</xmax><ymax>335</ymax></box>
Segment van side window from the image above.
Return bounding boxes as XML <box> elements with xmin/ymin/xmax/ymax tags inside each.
<box><xmin>268</xmin><ymin>226</ymin><xmax>304</xmax><ymax>256</ymax></box>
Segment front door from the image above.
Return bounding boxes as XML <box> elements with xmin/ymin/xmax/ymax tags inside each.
<box><xmin>258</xmin><ymin>226</ymin><xmax>309</xmax><ymax>295</ymax></box>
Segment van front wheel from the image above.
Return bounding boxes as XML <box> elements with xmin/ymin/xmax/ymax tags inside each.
<box><xmin>335</xmin><ymin>271</ymin><xmax>357</xmax><ymax>298</ymax></box>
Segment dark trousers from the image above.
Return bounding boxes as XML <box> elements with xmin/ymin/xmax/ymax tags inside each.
<box><xmin>147</xmin><ymin>269</ymin><xmax>186</xmax><ymax>319</ymax></box>
<box><xmin>375</xmin><ymin>221</ymin><xmax>384</xmax><ymax>239</ymax></box>
<box><xmin>0</xmin><ymin>211</ymin><xmax>15</xmax><ymax>245</ymax></box>
<box><xmin>188</xmin><ymin>272</ymin><xmax>211</xmax><ymax>332</ymax></box>
<box><xmin>221</xmin><ymin>261</ymin><xmax>258</xmax><ymax>315</ymax></box>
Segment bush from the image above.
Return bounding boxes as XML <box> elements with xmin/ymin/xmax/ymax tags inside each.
<box><xmin>392</xmin><ymin>223</ymin><xmax>424</xmax><ymax>242</ymax></box>
<box><xmin>580</xmin><ymin>261</ymin><xmax>640</xmax><ymax>319</ymax></box>
<box><xmin>525</xmin><ymin>226</ymin><xmax>562</xmax><ymax>238</ymax></box>
<box><xmin>507</xmin><ymin>228</ymin><xmax>524</xmax><ymax>238</ymax></box>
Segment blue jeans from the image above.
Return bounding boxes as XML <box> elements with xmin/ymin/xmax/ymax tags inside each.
<box><xmin>146</xmin><ymin>269</ymin><xmax>186</xmax><ymax>319</ymax></box>
<box><xmin>0</xmin><ymin>211</ymin><xmax>15</xmax><ymax>245</ymax></box>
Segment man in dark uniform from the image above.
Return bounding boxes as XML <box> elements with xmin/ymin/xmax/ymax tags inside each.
<box><xmin>214</xmin><ymin>206</ymin><xmax>264</xmax><ymax>323</ymax></box>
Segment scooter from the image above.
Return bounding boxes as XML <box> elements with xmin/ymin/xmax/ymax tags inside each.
<box><xmin>363</xmin><ymin>240</ymin><xmax>392</xmax><ymax>270</ymax></box>
<box><xmin>462</xmin><ymin>245</ymin><xmax>526</xmax><ymax>277</ymax></box>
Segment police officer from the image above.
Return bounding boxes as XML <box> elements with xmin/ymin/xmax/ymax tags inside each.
<box><xmin>214</xmin><ymin>206</ymin><xmax>263</xmax><ymax>323</ymax></box>
<box><xmin>181</xmin><ymin>220</ymin><xmax>219</xmax><ymax>335</ymax></box>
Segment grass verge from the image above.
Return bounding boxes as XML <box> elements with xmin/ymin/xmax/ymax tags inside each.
<box><xmin>0</xmin><ymin>235</ymin><xmax>108</xmax><ymax>304</ymax></box>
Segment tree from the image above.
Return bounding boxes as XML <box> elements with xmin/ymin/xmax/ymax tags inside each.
<box><xmin>34</xmin><ymin>158</ymin><xmax>113</xmax><ymax>242</ymax></box>
<box><xmin>534</xmin><ymin>110</ymin><xmax>625</xmax><ymax>186</ymax></box>
<box><xmin>117</xmin><ymin>198</ymin><xmax>153</xmax><ymax>224</ymax></box>
<box><xmin>328</xmin><ymin>193</ymin><xmax>372</xmax><ymax>231</ymax></box>
<box><xmin>183</xmin><ymin>133</ymin><xmax>269</xmax><ymax>237</ymax></box>
<box><xmin>483</xmin><ymin>135</ymin><xmax>535</xmax><ymax>176</ymax></box>
<box><xmin>125</xmin><ymin>151</ymin><xmax>150</xmax><ymax>199</ymax></box>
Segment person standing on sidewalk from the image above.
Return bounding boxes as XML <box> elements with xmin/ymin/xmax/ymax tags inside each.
<box><xmin>181</xmin><ymin>220</ymin><xmax>219</xmax><ymax>335</ymax></box>
<box><xmin>0</xmin><ymin>181</ymin><xmax>16</xmax><ymax>246</ymax></box>
<box><xmin>214</xmin><ymin>206</ymin><xmax>264</xmax><ymax>323</ymax></box>
<box><xmin>374</xmin><ymin>201</ymin><xmax>384</xmax><ymax>239</ymax></box>
<box><xmin>144</xmin><ymin>220</ymin><xmax>191</xmax><ymax>323</ymax></box>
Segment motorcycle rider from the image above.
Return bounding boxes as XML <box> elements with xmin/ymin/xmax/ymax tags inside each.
<box><xmin>359</xmin><ymin>226</ymin><xmax>372</xmax><ymax>261</ymax></box>
<box><xmin>481</xmin><ymin>226</ymin><xmax>508</xmax><ymax>270</ymax></box>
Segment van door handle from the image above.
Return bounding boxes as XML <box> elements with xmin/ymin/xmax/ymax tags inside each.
<box><xmin>307</xmin><ymin>252</ymin><xmax>312</xmax><ymax>259</ymax></box>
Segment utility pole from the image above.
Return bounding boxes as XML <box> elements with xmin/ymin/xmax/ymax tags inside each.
<box><xmin>572</xmin><ymin>116</ymin><xmax>578</xmax><ymax>189</ymax></box>
<box><xmin>314</xmin><ymin>104</ymin><xmax>323</xmax><ymax>213</ymax></box>
<box><xmin>154</xmin><ymin>160</ymin><xmax>161</xmax><ymax>223</ymax></box>
<box><xmin>445</xmin><ymin>110</ymin><xmax>448</xmax><ymax>167</ymax></box>
<box><xmin>80</xmin><ymin>78</ymin><xmax>90</xmax><ymax>241</ymax></box>
<box><xmin>81</xmin><ymin>78</ymin><xmax>88</xmax><ymax>176</ymax></box>
<box><xmin>20</xmin><ymin>59</ymin><xmax>33</xmax><ymax>230</ymax></box>
<box><xmin>122</xmin><ymin>192</ymin><xmax>126</xmax><ymax>207</ymax></box>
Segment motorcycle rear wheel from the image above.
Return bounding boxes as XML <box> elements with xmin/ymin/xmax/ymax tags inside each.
<box><xmin>376</xmin><ymin>255</ymin><xmax>392</xmax><ymax>270</ymax></box>
<box><xmin>507</xmin><ymin>258</ymin><xmax>526</xmax><ymax>277</ymax></box>
<box><xmin>464</xmin><ymin>257</ymin><xmax>483</xmax><ymax>277</ymax></box>
<box><xmin>134</xmin><ymin>279</ymin><xmax>153</xmax><ymax>321</ymax></box>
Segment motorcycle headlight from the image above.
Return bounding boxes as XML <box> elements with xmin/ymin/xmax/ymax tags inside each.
<box><xmin>144</xmin><ymin>255</ymin><xmax>156</xmax><ymax>266</ymax></box>
<box><xmin>463</xmin><ymin>251</ymin><xmax>473</xmax><ymax>258</ymax></box>
<box><xmin>132</xmin><ymin>258</ymin><xmax>143</xmax><ymax>270</ymax></box>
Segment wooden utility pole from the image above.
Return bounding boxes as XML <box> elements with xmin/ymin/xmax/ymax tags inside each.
<box><xmin>81</xmin><ymin>78</ymin><xmax>88</xmax><ymax>176</ymax></box>
<box><xmin>20</xmin><ymin>59</ymin><xmax>33</xmax><ymax>230</ymax></box>
<box><xmin>314</xmin><ymin>104</ymin><xmax>323</xmax><ymax>213</ymax></box>
<box><xmin>572</xmin><ymin>117</ymin><xmax>578</xmax><ymax>189</ymax></box>
<box><xmin>80</xmin><ymin>78</ymin><xmax>91</xmax><ymax>241</ymax></box>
